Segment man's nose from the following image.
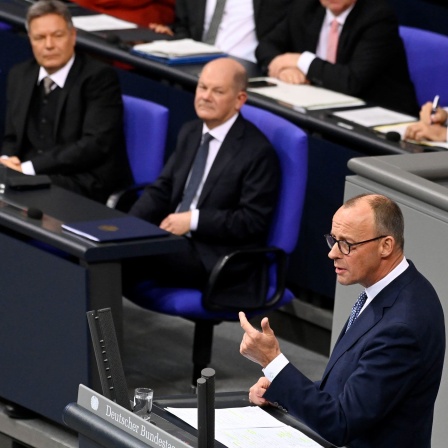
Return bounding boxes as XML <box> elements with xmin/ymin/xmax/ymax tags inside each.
<box><xmin>328</xmin><ymin>242</ymin><xmax>340</xmax><ymax>259</ymax></box>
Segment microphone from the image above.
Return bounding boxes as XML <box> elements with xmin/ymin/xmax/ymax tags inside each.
<box><xmin>27</xmin><ymin>207</ymin><xmax>43</xmax><ymax>220</ymax></box>
<box><xmin>105</xmin><ymin>34</ymin><xmax>131</xmax><ymax>51</ymax></box>
<box><xmin>385</xmin><ymin>131</ymin><xmax>401</xmax><ymax>142</ymax></box>
<box><xmin>1</xmin><ymin>197</ymin><xmax>43</xmax><ymax>220</ymax></box>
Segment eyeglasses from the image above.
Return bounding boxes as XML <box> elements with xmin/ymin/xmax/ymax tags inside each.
<box><xmin>324</xmin><ymin>234</ymin><xmax>387</xmax><ymax>255</ymax></box>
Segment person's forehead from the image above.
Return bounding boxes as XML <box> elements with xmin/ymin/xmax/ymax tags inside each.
<box><xmin>29</xmin><ymin>13</ymin><xmax>69</xmax><ymax>31</ymax></box>
<box><xmin>332</xmin><ymin>202</ymin><xmax>373</xmax><ymax>235</ymax></box>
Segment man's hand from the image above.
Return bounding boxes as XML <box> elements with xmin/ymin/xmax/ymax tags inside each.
<box><xmin>239</xmin><ymin>311</ymin><xmax>281</xmax><ymax>368</ymax></box>
<box><xmin>419</xmin><ymin>102</ymin><xmax>448</xmax><ymax>125</ymax></box>
<box><xmin>268</xmin><ymin>53</ymin><xmax>301</xmax><ymax>78</ymax></box>
<box><xmin>249</xmin><ymin>377</ymin><xmax>271</xmax><ymax>406</ymax></box>
<box><xmin>159</xmin><ymin>212</ymin><xmax>191</xmax><ymax>235</ymax></box>
<box><xmin>277</xmin><ymin>67</ymin><xmax>308</xmax><ymax>85</ymax></box>
<box><xmin>148</xmin><ymin>23</ymin><xmax>174</xmax><ymax>36</ymax></box>
<box><xmin>404</xmin><ymin>121</ymin><xmax>447</xmax><ymax>142</ymax></box>
<box><xmin>0</xmin><ymin>156</ymin><xmax>22</xmax><ymax>172</ymax></box>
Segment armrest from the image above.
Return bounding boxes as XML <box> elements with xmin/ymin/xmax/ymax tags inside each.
<box><xmin>106</xmin><ymin>182</ymin><xmax>148</xmax><ymax>212</ymax></box>
<box><xmin>202</xmin><ymin>247</ymin><xmax>287</xmax><ymax>311</ymax></box>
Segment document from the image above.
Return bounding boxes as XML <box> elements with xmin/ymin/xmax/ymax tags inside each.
<box><xmin>333</xmin><ymin>106</ymin><xmax>417</xmax><ymax>128</ymax></box>
<box><xmin>72</xmin><ymin>14</ymin><xmax>137</xmax><ymax>31</ymax></box>
<box><xmin>248</xmin><ymin>77</ymin><xmax>365</xmax><ymax>110</ymax></box>
<box><xmin>61</xmin><ymin>216</ymin><xmax>169</xmax><ymax>242</ymax></box>
<box><xmin>132</xmin><ymin>39</ymin><xmax>226</xmax><ymax>64</ymax></box>
<box><xmin>166</xmin><ymin>406</ymin><xmax>324</xmax><ymax>448</ymax></box>
<box><xmin>373</xmin><ymin>123</ymin><xmax>448</xmax><ymax>148</ymax></box>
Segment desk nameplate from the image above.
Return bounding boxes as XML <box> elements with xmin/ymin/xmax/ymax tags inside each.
<box><xmin>77</xmin><ymin>384</ymin><xmax>191</xmax><ymax>448</ymax></box>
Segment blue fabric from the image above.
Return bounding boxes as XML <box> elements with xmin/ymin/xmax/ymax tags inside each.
<box><xmin>399</xmin><ymin>26</ymin><xmax>448</xmax><ymax>106</ymax></box>
<box><xmin>129</xmin><ymin>104</ymin><xmax>308</xmax><ymax>320</ymax></box>
<box><xmin>122</xmin><ymin>95</ymin><xmax>169</xmax><ymax>185</ymax></box>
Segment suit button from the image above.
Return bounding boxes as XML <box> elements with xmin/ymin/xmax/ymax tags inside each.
<box><xmin>37</xmin><ymin>150</ymin><xmax>43</xmax><ymax>154</ymax></box>
<box><xmin>41</xmin><ymin>118</ymin><xmax>47</xmax><ymax>124</ymax></box>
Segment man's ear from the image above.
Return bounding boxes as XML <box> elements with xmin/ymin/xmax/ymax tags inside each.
<box><xmin>380</xmin><ymin>236</ymin><xmax>394</xmax><ymax>257</ymax></box>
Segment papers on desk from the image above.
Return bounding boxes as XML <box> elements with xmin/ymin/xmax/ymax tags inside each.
<box><xmin>332</xmin><ymin>106</ymin><xmax>417</xmax><ymax>128</ymax></box>
<box><xmin>374</xmin><ymin>123</ymin><xmax>448</xmax><ymax>149</ymax></box>
<box><xmin>72</xmin><ymin>14</ymin><xmax>137</xmax><ymax>31</ymax></box>
<box><xmin>132</xmin><ymin>39</ymin><xmax>227</xmax><ymax>65</ymax></box>
<box><xmin>247</xmin><ymin>77</ymin><xmax>365</xmax><ymax>110</ymax></box>
<box><xmin>166</xmin><ymin>406</ymin><xmax>324</xmax><ymax>448</ymax></box>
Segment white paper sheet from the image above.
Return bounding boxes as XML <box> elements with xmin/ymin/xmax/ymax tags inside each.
<box><xmin>72</xmin><ymin>14</ymin><xmax>137</xmax><ymax>31</ymax></box>
<box><xmin>133</xmin><ymin>39</ymin><xmax>223</xmax><ymax>57</ymax></box>
<box><xmin>248</xmin><ymin>77</ymin><xmax>365</xmax><ymax>110</ymax></box>
<box><xmin>333</xmin><ymin>106</ymin><xmax>417</xmax><ymax>127</ymax></box>
<box><xmin>165</xmin><ymin>406</ymin><xmax>324</xmax><ymax>448</ymax></box>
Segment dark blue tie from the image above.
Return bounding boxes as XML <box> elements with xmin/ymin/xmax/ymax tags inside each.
<box><xmin>178</xmin><ymin>133</ymin><xmax>213</xmax><ymax>212</ymax></box>
<box><xmin>346</xmin><ymin>291</ymin><xmax>367</xmax><ymax>332</ymax></box>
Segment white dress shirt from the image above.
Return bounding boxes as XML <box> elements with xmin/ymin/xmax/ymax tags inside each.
<box><xmin>180</xmin><ymin>113</ymin><xmax>239</xmax><ymax>231</ymax></box>
<box><xmin>263</xmin><ymin>256</ymin><xmax>410</xmax><ymax>382</ymax></box>
<box><xmin>203</xmin><ymin>0</ymin><xmax>258</xmax><ymax>62</ymax></box>
<box><xmin>298</xmin><ymin>6</ymin><xmax>354</xmax><ymax>75</ymax></box>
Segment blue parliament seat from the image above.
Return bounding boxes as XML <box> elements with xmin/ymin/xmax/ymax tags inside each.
<box><xmin>125</xmin><ymin>104</ymin><xmax>308</xmax><ymax>384</ymax></box>
<box><xmin>107</xmin><ymin>95</ymin><xmax>169</xmax><ymax>211</ymax></box>
<box><xmin>399</xmin><ymin>26</ymin><xmax>448</xmax><ymax>107</ymax></box>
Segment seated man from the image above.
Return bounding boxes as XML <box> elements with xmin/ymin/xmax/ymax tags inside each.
<box><xmin>256</xmin><ymin>0</ymin><xmax>419</xmax><ymax>115</ymax></box>
<box><xmin>124</xmin><ymin>58</ymin><xmax>280</xmax><ymax>292</ymax></box>
<box><xmin>149</xmin><ymin>0</ymin><xmax>293</xmax><ymax>62</ymax></box>
<box><xmin>405</xmin><ymin>101</ymin><xmax>448</xmax><ymax>142</ymax></box>
<box><xmin>1</xmin><ymin>0</ymin><xmax>132</xmax><ymax>203</ymax></box>
<box><xmin>240</xmin><ymin>194</ymin><xmax>445</xmax><ymax>448</ymax></box>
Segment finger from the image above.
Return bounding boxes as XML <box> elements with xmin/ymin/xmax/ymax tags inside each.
<box><xmin>260</xmin><ymin>317</ymin><xmax>275</xmax><ymax>336</ymax></box>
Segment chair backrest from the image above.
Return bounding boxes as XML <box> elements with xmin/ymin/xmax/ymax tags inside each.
<box><xmin>399</xmin><ymin>26</ymin><xmax>448</xmax><ymax>106</ymax></box>
<box><xmin>241</xmin><ymin>104</ymin><xmax>308</xmax><ymax>255</ymax></box>
<box><xmin>122</xmin><ymin>95</ymin><xmax>169</xmax><ymax>185</ymax></box>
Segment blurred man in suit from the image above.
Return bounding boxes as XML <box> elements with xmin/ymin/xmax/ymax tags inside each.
<box><xmin>148</xmin><ymin>0</ymin><xmax>292</xmax><ymax>62</ymax></box>
<box><xmin>256</xmin><ymin>0</ymin><xmax>419</xmax><ymax>115</ymax></box>
<box><xmin>1</xmin><ymin>0</ymin><xmax>131</xmax><ymax>203</ymax></box>
<box><xmin>125</xmin><ymin>58</ymin><xmax>280</xmax><ymax>291</ymax></box>
<box><xmin>240</xmin><ymin>194</ymin><xmax>445</xmax><ymax>447</ymax></box>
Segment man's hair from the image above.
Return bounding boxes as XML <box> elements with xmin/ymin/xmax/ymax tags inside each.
<box><xmin>345</xmin><ymin>194</ymin><xmax>405</xmax><ymax>250</ymax></box>
<box><xmin>233</xmin><ymin>66</ymin><xmax>248</xmax><ymax>93</ymax></box>
<box><xmin>26</xmin><ymin>0</ymin><xmax>73</xmax><ymax>31</ymax></box>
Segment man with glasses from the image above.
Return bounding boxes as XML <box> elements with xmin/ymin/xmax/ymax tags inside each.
<box><xmin>239</xmin><ymin>193</ymin><xmax>445</xmax><ymax>447</ymax></box>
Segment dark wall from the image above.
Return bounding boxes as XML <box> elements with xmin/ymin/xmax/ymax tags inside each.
<box><xmin>388</xmin><ymin>0</ymin><xmax>448</xmax><ymax>36</ymax></box>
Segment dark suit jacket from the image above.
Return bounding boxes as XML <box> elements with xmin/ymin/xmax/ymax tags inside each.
<box><xmin>130</xmin><ymin>114</ymin><xmax>280</xmax><ymax>273</ymax></box>
<box><xmin>2</xmin><ymin>53</ymin><xmax>132</xmax><ymax>203</ymax></box>
<box><xmin>256</xmin><ymin>0</ymin><xmax>419</xmax><ymax>115</ymax></box>
<box><xmin>264</xmin><ymin>261</ymin><xmax>445</xmax><ymax>447</ymax></box>
<box><xmin>172</xmin><ymin>0</ymin><xmax>292</xmax><ymax>42</ymax></box>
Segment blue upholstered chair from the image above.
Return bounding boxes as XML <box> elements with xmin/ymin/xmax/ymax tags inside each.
<box><xmin>126</xmin><ymin>104</ymin><xmax>308</xmax><ymax>384</ymax></box>
<box><xmin>107</xmin><ymin>95</ymin><xmax>169</xmax><ymax>210</ymax></box>
<box><xmin>399</xmin><ymin>26</ymin><xmax>448</xmax><ymax>106</ymax></box>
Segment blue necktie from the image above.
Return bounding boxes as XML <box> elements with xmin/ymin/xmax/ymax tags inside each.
<box><xmin>346</xmin><ymin>291</ymin><xmax>367</xmax><ymax>332</ymax></box>
<box><xmin>178</xmin><ymin>133</ymin><xmax>213</xmax><ymax>212</ymax></box>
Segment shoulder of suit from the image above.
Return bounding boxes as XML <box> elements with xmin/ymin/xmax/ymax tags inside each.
<box><xmin>10</xmin><ymin>58</ymin><xmax>37</xmax><ymax>74</ymax></box>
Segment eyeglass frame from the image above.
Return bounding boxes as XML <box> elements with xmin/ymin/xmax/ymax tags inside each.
<box><xmin>324</xmin><ymin>234</ymin><xmax>388</xmax><ymax>255</ymax></box>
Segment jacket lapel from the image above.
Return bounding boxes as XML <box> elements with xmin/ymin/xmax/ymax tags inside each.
<box><xmin>15</xmin><ymin>63</ymin><xmax>40</xmax><ymax>146</ymax></box>
<box><xmin>172</xmin><ymin>124</ymin><xmax>203</xmax><ymax>204</ymax></box>
<box><xmin>196</xmin><ymin>115</ymin><xmax>245</xmax><ymax>206</ymax></box>
<box><xmin>321</xmin><ymin>262</ymin><xmax>416</xmax><ymax>383</ymax></box>
<box><xmin>52</xmin><ymin>55</ymin><xmax>81</xmax><ymax>139</ymax></box>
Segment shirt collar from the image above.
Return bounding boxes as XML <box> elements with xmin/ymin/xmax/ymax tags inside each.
<box><xmin>202</xmin><ymin>112</ymin><xmax>239</xmax><ymax>143</ymax></box>
<box><xmin>365</xmin><ymin>256</ymin><xmax>409</xmax><ymax>300</ymax></box>
<box><xmin>37</xmin><ymin>55</ymin><xmax>75</xmax><ymax>89</ymax></box>
<box><xmin>324</xmin><ymin>3</ymin><xmax>355</xmax><ymax>27</ymax></box>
